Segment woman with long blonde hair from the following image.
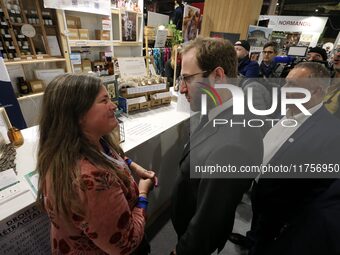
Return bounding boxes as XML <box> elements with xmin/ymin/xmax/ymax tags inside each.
<box><xmin>37</xmin><ymin>74</ymin><xmax>156</xmax><ymax>254</ymax></box>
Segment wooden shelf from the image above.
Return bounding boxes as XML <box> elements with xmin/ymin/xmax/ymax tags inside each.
<box><xmin>111</xmin><ymin>9</ymin><xmax>120</xmax><ymax>15</ymax></box>
<box><xmin>69</xmin><ymin>40</ymin><xmax>112</xmax><ymax>47</ymax></box>
<box><xmin>113</xmin><ymin>41</ymin><xmax>142</xmax><ymax>46</ymax></box>
<box><xmin>4</xmin><ymin>57</ymin><xmax>66</xmax><ymax>65</ymax></box>
<box><xmin>111</xmin><ymin>8</ymin><xmax>142</xmax><ymax>15</ymax></box>
<box><xmin>17</xmin><ymin>92</ymin><xmax>44</xmax><ymax>101</ymax></box>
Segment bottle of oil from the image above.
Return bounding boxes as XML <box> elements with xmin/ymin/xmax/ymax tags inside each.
<box><xmin>17</xmin><ymin>77</ymin><xmax>29</xmax><ymax>95</ymax></box>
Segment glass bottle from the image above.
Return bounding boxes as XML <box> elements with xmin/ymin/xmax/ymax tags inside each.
<box><xmin>17</xmin><ymin>77</ymin><xmax>29</xmax><ymax>94</ymax></box>
<box><xmin>106</xmin><ymin>57</ymin><xmax>114</xmax><ymax>75</ymax></box>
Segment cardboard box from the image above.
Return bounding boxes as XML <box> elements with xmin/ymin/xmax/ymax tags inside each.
<box><xmin>68</xmin><ymin>28</ymin><xmax>79</xmax><ymax>40</ymax></box>
<box><xmin>29</xmin><ymin>80</ymin><xmax>44</xmax><ymax>93</ymax></box>
<box><xmin>128</xmin><ymin>103</ymin><xmax>139</xmax><ymax>112</ymax></box>
<box><xmin>150</xmin><ymin>98</ymin><xmax>162</xmax><ymax>107</ymax></box>
<box><xmin>66</xmin><ymin>15</ymin><xmax>81</xmax><ymax>29</ymax></box>
<box><xmin>161</xmin><ymin>97</ymin><xmax>171</xmax><ymax>104</ymax></box>
<box><xmin>78</xmin><ymin>29</ymin><xmax>89</xmax><ymax>40</ymax></box>
<box><xmin>95</xmin><ymin>30</ymin><xmax>110</xmax><ymax>40</ymax></box>
<box><xmin>139</xmin><ymin>101</ymin><xmax>151</xmax><ymax>110</ymax></box>
<box><xmin>82</xmin><ymin>59</ymin><xmax>92</xmax><ymax>73</ymax></box>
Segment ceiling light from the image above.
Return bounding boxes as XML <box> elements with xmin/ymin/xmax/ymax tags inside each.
<box><xmin>315</xmin><ymin>9</ymin><xmax>319</xmax><ymax>12</ymax></box>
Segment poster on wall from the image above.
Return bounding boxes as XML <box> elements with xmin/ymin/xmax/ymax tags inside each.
<box><xmin>182</xmin><ymin>5</ymin><xmax>201</xmax><ymax>42</ymax></box>
<box><xmin>121</xmin><ymin>11</ymin><xmax>137</xmax><ymax>42</ymax></box>
<box><xmin>44</xmin><ymin>0</ymin><xmax>111</xmax><ymax>16</ymax></box>
<box><xmin>258</xmin><ymin>15</ymin><xmax>328</xmax><ymax>48</ymax></box>
<box><xmin>247</xmin><ymin>25</ymin><xmax>273</xmax><ymax>63</ymax></box>
<box><xmin>247</xmin><ymin>25</ymin><xmax>273</xmax><ymax>48</ymax></box>
<box><xmin>0</xmin><ymin>56</ymin><xmax>26</xmax><ymax>130</ymax></box>
<box><xmin>210</xmin><ymin>32</ymin><xmax>240</xmax><ymax>44</ymax></box>
<box><xmin>112</xmin><ymin>0</ymin><xmax>142</xmax><ymax>12</ymax></box>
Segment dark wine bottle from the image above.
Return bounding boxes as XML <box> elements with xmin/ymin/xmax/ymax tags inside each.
<box><xmin>17</xmin><ymin>77</ymin><xmax>29</xmax><ymax>94</ymax></box>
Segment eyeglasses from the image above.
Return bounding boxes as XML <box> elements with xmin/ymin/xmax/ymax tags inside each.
<box><xmin>177</xmin><ymin>71</ymin><xmax>208</xmax><ymax>86</ymax></box>
<box><xmin>262</xmin><ymin>50</ymin><xmax>274</xmax><ymax>55</ymax></box>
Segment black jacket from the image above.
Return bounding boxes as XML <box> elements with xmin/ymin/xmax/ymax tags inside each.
<box><xmin>172</xmin><ymin>107</ymin><xmax>263</xmax><ymax>254</ymax></box>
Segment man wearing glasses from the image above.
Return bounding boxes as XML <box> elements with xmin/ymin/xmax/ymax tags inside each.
<box><xmin>171</xmin><ymin>37</ymin><xmax>263</xmax><ymax>254</ymax></box>
<box><xmin>259</xmin><ymin>41</ymin><xmax>279</xmax><ymax>78</ymax></box>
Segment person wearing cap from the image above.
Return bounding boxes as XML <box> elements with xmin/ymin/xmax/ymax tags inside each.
<box><xmin>307</xmin><ymin>46</ymin><xmax>328</xmax><ymax>62</ymax></box>
<box><xmin>234</xmin><ymin>40</ymin><xmax>260</xmax><ymax>78</ymax></box>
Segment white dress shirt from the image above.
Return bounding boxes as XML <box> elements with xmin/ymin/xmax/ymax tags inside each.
<box><xmin>262</xmin><ymin>103</ymin><xmax>323</xmax><ymax>165</ymax></box>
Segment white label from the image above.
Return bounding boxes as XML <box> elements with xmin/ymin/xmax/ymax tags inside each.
<box><xmin>18</xmin><ymin>35</ymin><xmax>25</xmax><ymax>38</ymax></box>
<box><xmin>1</xmin><ymin>22</ymin><xmax>7</xmax><ymax>25</ymax></box>
<box><xmin>127</xmin><ymin>96</ymin><xmax>147</xmax><ymax>105</ymax></box>
<box><xmin>127</xmin><ymin>83</ymin><xmax>166</xmax><ymax>94</ymax></box>
<box><xmin>37</xmin><ymin>55</ymin><xmax>43</xmax><ymax>60</ymax></box>
<box><xmin>8</xmin><ymin>46</ymin><xmax>15</xmax><ymax>49</ymax></box>
<box><xmin>13</xmin><ymin>58</ymin><xmax>21</xmax><ymax>61</ymax></box>
<box><xmin>151</xmin><ymin>91</ymin><xmax>172</xmax><ymax>99</ymax></box>
<box><xmin>154</xmin><ymin>29</ymin><xmax>168</xmax><ymax>48</ymax></box>
<box><xmin>4</xmin><ymin>34</ymin><xmax>11</xmax><ymax>38</ymax></box>
<box><xmin>22</xmin><ymin>46</ymin><xmax>29</xmax><ymax>49</ymax></box>
<box><xmin>75</xmin><ymin>41</ymin><xmax>87</xmax><ymax>46</ymax></box>
<box><xmin>27</xmin><ymin>57</ymin><xmax>32</xmax><ymax>60</ymax></box>
<box><xmin>118</xmin><ymin>57</ymin><xmax>147</xmax><ymax>79</ymax></box>
<box><xmin>21</xmin><ymin>24</ymin><xmax>36</xmax><ymax>38</ymax></box>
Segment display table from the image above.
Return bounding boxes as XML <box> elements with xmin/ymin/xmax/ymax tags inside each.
<box><xmin>0</xmin><ymin>101</ymin><xmax>190</xmax><ymax>254</ymax></box>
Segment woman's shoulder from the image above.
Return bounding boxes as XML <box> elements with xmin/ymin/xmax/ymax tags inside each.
<box><xmin>76</xmin><ymin>159</ymin><xmax>121</xmax><ymax>193</ymax></box>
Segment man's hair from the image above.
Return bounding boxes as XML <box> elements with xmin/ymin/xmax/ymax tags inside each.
<box><xmin>263</xmin><ymin>41</ymin><xmax>278</xmax><ymax>54</ymax></box>
<box><xmin>294</xmin><ymin>61</ymin><xmax>331</xmax><ymax>90</ymax></box>
<box><xmin>180</xmin><ymin>36</ymin><xmax>238</xmax><ymax>78</ymax></box>
<box><xmin>176</xmin><ymin>0</ymin><xmax>183</xmax><ymax>5</ymax></box>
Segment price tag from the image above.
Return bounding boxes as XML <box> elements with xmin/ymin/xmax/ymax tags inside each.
<box><xmin>37</xmin><ymin>55</ymin><xmax>44</xmax><ymax>60</ymax></box>
<box><xmin>21</xmin><ymin>24</ymin><xmax>36</xmax><ymax>38</ymax></box>
<box><xmin>75</xmin><ymin>41</ymin><xmax>87</xmax><ymax>46</ymax></box>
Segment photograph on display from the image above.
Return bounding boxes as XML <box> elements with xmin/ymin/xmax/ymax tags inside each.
<box><xmin>182</xmin><ymin>5</ymin><xmax>201</xmax><ymax>42</ymax></box>
<box><xmin>121</xmin><ymin>11</ymin><xmax>137</xmax><ymax>41</ymax></box>
<box><xmin>210</xmin><ymin>32</ymin><xmax>240</xmax><ymax>44</ymax></box>
<box><xmin>271</xmin><ymin>31</ymin><xmax>286</xmax><ymax>49</ymax></box>
<box><xmin>112</xmin><ymin>0</ymin><xmax>142</xmax><ymax>12</ymax></box>
<box><xmin>285</xmin><ymin>32</ymin><xmax>301</xmax><ymax>47</ymax></box>
<box><xmin>247</xmin><ymin>25</ymin><xmax>273</xmax><ymax>48</ymax></box>
<box><xmin>298</xmin><ymin>34</ymin><xmax>313</xmax><ymax>47</ymax></box>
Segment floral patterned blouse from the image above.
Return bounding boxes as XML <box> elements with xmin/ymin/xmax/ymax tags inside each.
<box><xmin>44</xmin><ymin>156</ymin><xmax>145</xmax><ymax>255</ymax></box>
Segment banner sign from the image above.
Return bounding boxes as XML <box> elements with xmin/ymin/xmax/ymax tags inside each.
<box><xmin>0</xmin><ymin>56</ymin><xmax>27</xmax><ymax>130</ymax></box>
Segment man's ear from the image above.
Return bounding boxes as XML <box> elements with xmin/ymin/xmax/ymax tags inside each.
<box><xmin>213</xmin><ymin>67</ymin><xmax>225</xmax><ymax>83</ymax></box>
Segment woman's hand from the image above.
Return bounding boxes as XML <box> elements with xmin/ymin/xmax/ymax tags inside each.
<box><xmin>127</xmin><ymin>159</ymin><xmax>158</xmax><ymax>187</ymax></box>
<box><xmin>138</xmin><ymin>178</ymin><xmax>156</xmax><ymax>196</ymax></box>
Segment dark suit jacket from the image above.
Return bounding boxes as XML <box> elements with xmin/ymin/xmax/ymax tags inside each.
<box><xmin>238</xmin><ymin>56</ymin><xmax>260</xmax><ymax>78</ymax></box>
<box><xmin>252</xmin><ymin>106</ymin><xmax>340</xmax><ymax>255</ymax></box>
<box><xmin>171</xmin><ymin>107</ymin><xmax>263</xmax><ymax>255</ymax></box>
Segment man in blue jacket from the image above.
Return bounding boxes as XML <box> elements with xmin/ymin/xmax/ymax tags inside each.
<box><xmin>234</xmin><ymin>40</ymin><xmax>260</xmax><ymax>78</ymax></box>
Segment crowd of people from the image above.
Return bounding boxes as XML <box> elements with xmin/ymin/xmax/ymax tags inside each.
<box><xmin>37</xmin><ymin>36</ymin><xmax>340</xmax><ymax>255</ymax></box>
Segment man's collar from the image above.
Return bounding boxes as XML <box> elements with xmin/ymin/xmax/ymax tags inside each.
<box><xmin>208</xmin><ymin>99</ymin><xmax>233</xmax><ymax>122</ymax></box>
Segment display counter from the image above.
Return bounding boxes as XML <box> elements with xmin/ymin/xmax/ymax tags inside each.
<box><xmin>0</xmin><ymin>101</ymin><xmax>190</xmax><ymax>254</ymax></box>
